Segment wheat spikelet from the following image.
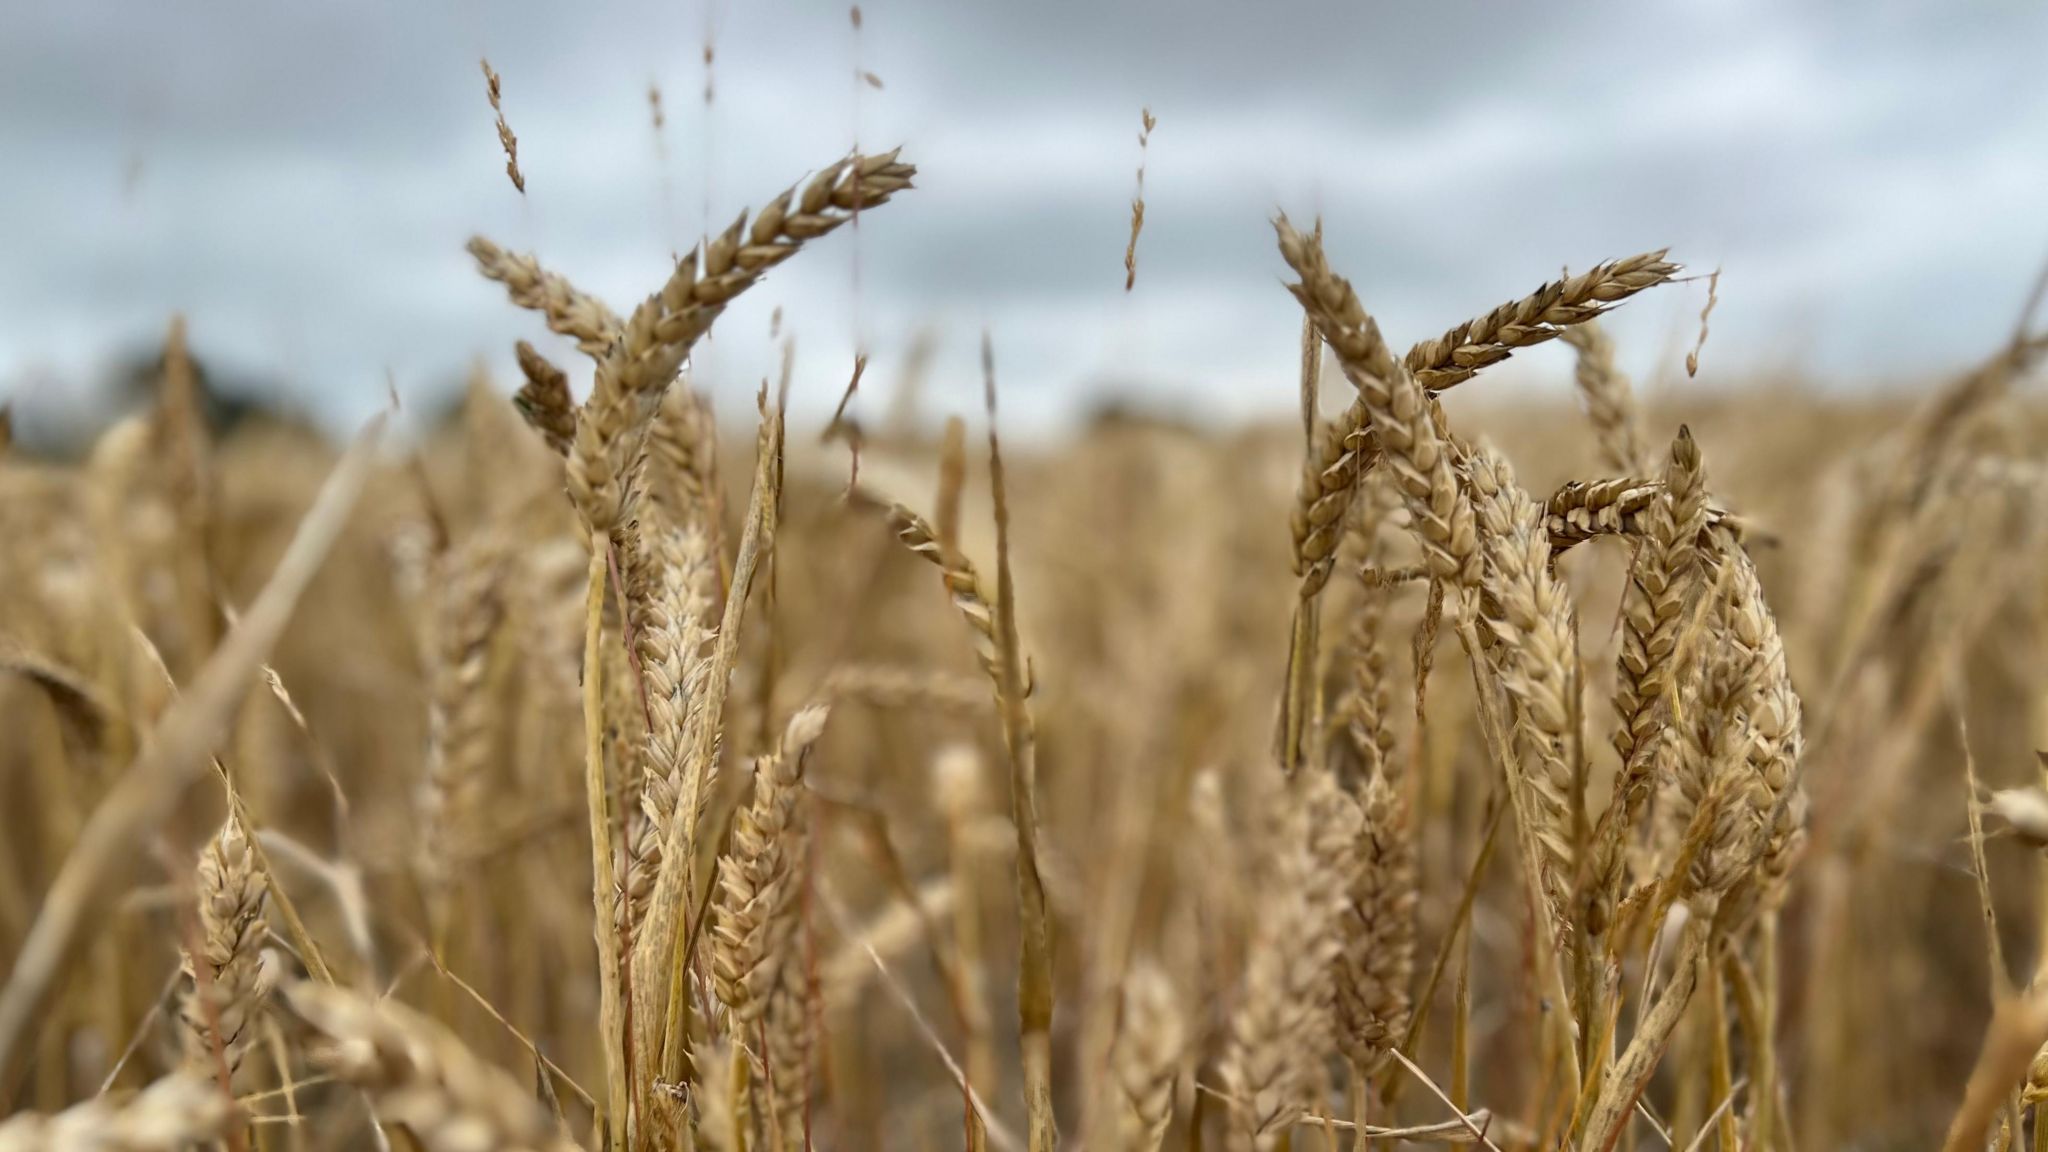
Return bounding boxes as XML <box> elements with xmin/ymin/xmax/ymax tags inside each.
<box><xmin>1707</xmin><ymin>544</ymin><xmax>1806</xmax><ymax>920</ymax></box>
<box><xmin>888</xmin><ymin>504</ymin><xmax>1001</xmax><ymax>683</ymax></box>
<box><xmin>1666</xmin><ymin>651</ymin><xmax>1767</xmax><ymax>903</ymax></box>
<box><xmin>644</xmin><ymin>383</ymin><xmax>722</xmax><ymax>532</ymax></box>
<box><xmin>1329</xmin><ymin>479</ymin><xmax>1401</xmax><ymax>784</ymax></box>
<box><xmin>480</xmin><ymin>58</ymin><xmax>524</xmax><ymax>194</ymax></box>
<box><xmin>691</xmin><ymin>1039</ymin><xmax>748</xmax><ymax>1151</ymax></box>
<box><xmin>466</xmin><ymin>240</ymin><xmax>620</xmax><ymax>358</ymax></box>
<box><xmin>512</xmin><ymin>341</ymin><xmax>577</xmax><ymax>457</ymax></box>
<box><xmin>1560</xmin><ymin>320</ymin><xmax>1647</xmax><ymax>473</ymax></box>
<box><xmin>282</xmin><ymin>980</ymin><xmax>580</xmax><ymax>1152</ymax></box>
<box><xmin>622</xmin><ymin>522</ymin><xmax>716</xmax><ymax>935</ymax></box>
<box><xmin>179</xmin><ymin>812</ymin><xmax>271</xmax><ymax>1077</ymax></box>
<box><xmin>1544</xmin><ymin>473</ymin><xmax>1740</xmax><ymax>553</ymax></box>
<box><xmin>1275</xmin><ymin>217</ymin><xmax>1478</xmax><ymax>586</ymax></box>
<box><xmin>756</xmin><ymin>978</ymin><xmax>810</xmax><ymax>1152</ymax></box>
<box><xmin>1584</xmin><ymin>427</ymin><xmax>1707</xmax><ymax>934</ymax></box>
<box><xmin>568</xmin><ymin>151</ymin><xmax>913</xmax><ymax>537</ymax></box>
<box><xmin>1467</xmin><ymin>442</ymin><xmax>1579</xmax><ymax>950</ymax></box>
<box><xmin>0</xmin><ymin>1072</ymin><xmax>238</xmax><ymax>1152</ymax></box>
<box><xmin>1332</xmin><ymin>769</ymin><xmax>1416</xmax><ymax>1075</ymax></box>
<box><xmin>1290</xmin><ymin>408</ymin><xmax>1381</xmax><ymax>599</ymax></box>
<box><xmin>1110</xmin><ymin>959</ymin><xmax>1184</xmax><ymax>1152</ymax></box>
<box><xmin>711</xmin><ymin>705</ymin><xmax>830</xmax><ymax>1021</ymax></box>
<box><xmin>414</xmin><ymin>534</ymin><xmax>509</xmax><ymax>947</ymax></box>
<box><xmin>1404</xmin><ymin>250</ymin><xmax>1680</xmax><ymax>392</ymax></box>
<box><xmin>1218</xmin><ymin>769</ymin><xmax>1358</xmax><ymax>1150</ymax></box>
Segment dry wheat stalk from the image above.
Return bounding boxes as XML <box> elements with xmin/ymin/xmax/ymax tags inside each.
<box><xmin>0</xmin><ymin>1072</ymin><xmax>238</xmax><ymax>1152</ymax></box>
<box><xmin>513</xmin><ymin>341</ymin><xmax>577</xmax><ymax>457</ymax></box>
<box><xmin>179</xmin><ymin>813</ymin><xmax>270</xmax><ymax>1077</ymax></box>
<box><xmin>1560</xmin><ymin>320</ymin><xmax>1646</xmax><ymax>473</ymax></box>
<box><xmin>1404</xmin><ymin>251</ymin><xmax>1680</xmax><ymax>392</ymax></box>
<box><xmin>1218</xmin><ymin>769</ymin><xmax>1358</xmax><ymax>1151</ymax></box>
<box><xmin>1467</xmin><ymin>442</ymin><xmax>1580</xmax><ymax>951</ymax></box>
<box><xmin>282</xmin><ymin>980</ymin><xmax>581</xmax><ymax>1152</ymax></box>
<box><xmin>566</xmin><ymin>151</ymin><xmax>913</xmax><ymax>538</ymax></box>
<box><xmin>1110</xmin><ymin>959</ymin><xmax>1184</xmax><ymax>1152</ymax></box>
<box><xmin>1275</xmin><ymin>217</ymin><xmax>1477</xmax><ymax>586</ymax></box>
<box><xmin>468</xmin><ymin>239</ymin><xmax>621</xmax><ymax>357</ymax></box>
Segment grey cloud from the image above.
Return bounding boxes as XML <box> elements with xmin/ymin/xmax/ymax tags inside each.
<box><xmin>3</xmin><ymin>0</ymin><xmax>2046</xmax><ymax>440</ymax></box>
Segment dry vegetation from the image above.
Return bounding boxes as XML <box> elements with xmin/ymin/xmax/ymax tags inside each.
<box><xmin>6</xmin><ymin>137</ymin><xmax>2048</xmax><ymax>1152</ymax></box>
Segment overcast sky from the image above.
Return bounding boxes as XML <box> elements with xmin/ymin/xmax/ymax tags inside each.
<box><xmin>3</xmin><ymin>1</ymin><xmax>2046</xmax><ymax>439</ymax></box>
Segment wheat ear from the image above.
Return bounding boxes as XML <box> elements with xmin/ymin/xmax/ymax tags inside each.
<box><xmin>467</xmin><ymin>238</ymin><xmax>621</xmax><ymax>357</ymax></box>
<box><xmin>1466</xmin><ymin>443</ymin><xmax>1581</xmax><ymax>956</ymax></box>
<box><xmin>179</xmin><ymin>813</ymin><xmax>271</xmax><ymax>1078</ymax></box>
<box><xmin>1404</xmin><ymin>251</ymin><xmax>1680</xmax><ymax>392</ymax></box>
<box><xmin>1275</xmin><ymin>217</ymin><xmax>1478</xmax><ymax>586</ymax></box>
<box><xmin>1111</xmin><ymin>960</ymin><xmax>1185</xmax><ymax>1152</ymax></box>
<box><xmin>512</xmin><ymin>341</ymin><xmax>577</xmax><ymax>458</ymax></box>
<box><xmin>711</xmin><ymin>705</ymin><xmax>829</xmax><ymax>1020</ymax></box>
<box><xmin>1218</xmin><ymin>769</ymin><xmax>1358</xmax><ymax>1151</ymax></box>
<box><xmin>568</xmin><ymin>151</ymin><xmax>914</xmax><ymax>538</ymax></box>
<box><xmin>1560</xmin><ymin>320</ymin><xmax>1647</xmax><ymax>473</ymax></box>
<box><xmin>0</xmin><ymin>1072</ymin><xmax>238</xmax><ymax>1152</ymax></box>
<box><xmin>414</xmin><ymin>534</ymin><xmax>508</xmax><ymax>952</ymax></box>
<box><xmin>1584</xmin><ymin>427</ymin><xmax>1708</xmax><ymax>934</ymax></box>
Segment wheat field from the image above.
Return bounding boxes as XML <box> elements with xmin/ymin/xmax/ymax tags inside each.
<box><xmin>3</xmin><ymin>137</ymin><xmax>2048</xmax><ymax>1152</ymax></box>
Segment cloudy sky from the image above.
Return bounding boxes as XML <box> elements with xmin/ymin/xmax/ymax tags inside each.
<box><xmin>3</xmin><ymin>1</ymin><xmax>2046</xmax><ymax>439</ymax></box>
